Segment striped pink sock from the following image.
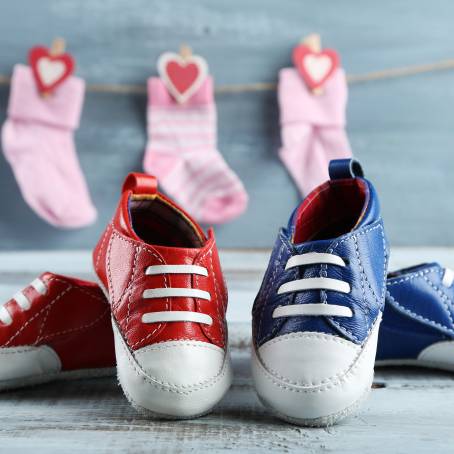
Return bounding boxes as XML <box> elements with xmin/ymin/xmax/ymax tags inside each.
<box><xmin>143</xmin><ymin>77</ymin><xmax>248</xmax><ymax>224</ymax></box>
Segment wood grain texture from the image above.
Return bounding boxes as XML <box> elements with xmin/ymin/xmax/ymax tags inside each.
<box><xmin>1</xmin><ymin>0</ymin><xmax>454</xmax><ymax>249</ymax></box>
<box><xmin>0</xmin><ymin>250</ymin><xmax>454</xmax><ymax>452</ymax></box>
<box><xmin>1</xmin><ymin>351</ymin><xmax>454</xmax><ymax>453</ymax></box>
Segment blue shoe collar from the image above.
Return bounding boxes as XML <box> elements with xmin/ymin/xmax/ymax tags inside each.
<box><xmin>287</xmin><ymin>159</ymin><xmax>380</xmax><ymax>245</ymax></box>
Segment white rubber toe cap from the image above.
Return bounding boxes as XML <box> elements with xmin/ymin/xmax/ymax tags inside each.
<box><xmin>252</xmin><ymin>316</ymin><xmax>381</xmax><ymax>426</ymax></box>
<box><xmin>258</xmin><ymin>332</ymin><xmax>360</xmax><ymax>387</ymax></box>
<box><xmin>113</xmin><ymin>320</ymin><xmax>232</xmax><ymax>418</ymax></box>
<box><xmin>0</xmin><ymin>346</ymin><xmax>61</xmax><ymax>388</ymax></box>
<box><xmin>134</xmin><ymin>341</ymin><xmax>227</xmax><ymax>388</ymax></box>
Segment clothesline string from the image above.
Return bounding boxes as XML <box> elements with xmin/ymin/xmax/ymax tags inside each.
<box><xmin>0</xmin><ymin>58</ymin><xmax>453</xmax><ymax>95</ymax></box>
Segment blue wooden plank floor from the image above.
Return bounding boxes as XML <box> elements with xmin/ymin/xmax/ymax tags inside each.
<box><xmin>1</xmin><ymin>353</ymin><xmax>453</xmax><ymax>454</ymax></box>
<box><xmin>0</xmin><ymin>249</ymin><xmax>453</xmax><ymax>452</ymax></box>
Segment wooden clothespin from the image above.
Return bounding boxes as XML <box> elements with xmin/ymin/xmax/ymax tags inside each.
<box><xmin>302</xmin><ymin>34</ymin><xmax>323</xmax><ymax>95</ymax></box>
<box><xmin>302</xmin><ymin>33</ymin><xmax>322</xmax><ymax>52</ymax></box>
<box><xmin>28</xmin><ymin>37</ymin><xmax>75</xmax><ymax>97</ymax></box>
<box><xmin>179</xmin><ymin>43</ymin><xmax>193</xmax><ymax>60</ymax></box>
<box><xmin>41</xmin><ymin>38</ymin><xmax>66</xmax><ymax>98</ymax></box>
<box><xmin>50</xmin><ymin>37</ymin><xmax>66</xmax><ymax>57</ymax></box>
<box><xmin>292</xmin><ymin>33</ymin><xmax>339</xmax><ymax>96</ymax></box>
<box><xmin>157</xmin><ymin>43</ymin><xmax>209</xmax><ymax>104</ymax></box>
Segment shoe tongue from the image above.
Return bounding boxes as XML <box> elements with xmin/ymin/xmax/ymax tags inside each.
<box><xmin>327</xmin><ymin>158</ymin><xmax>380</xmax><ymax>231</ymax></box>
<box><xmin>294</xmin><ymin>238</ymin><xmax>334</xmax><ymax>254</ymax></box>
<box><xmin>151</xmin><ymin>243</ymin><xmax>203</xmax><ymax>262</ymax></box>
<box><xmin>118</xmin><ymin>172</ymin><xmax>207</xmax><ymax>246</ymax></box>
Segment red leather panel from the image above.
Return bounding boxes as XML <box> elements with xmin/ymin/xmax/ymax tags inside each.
<box><xmin>122</xmin><ymin>173</ymin><xmax>158</xmax><ymax>195</ymax></box>
<box><xmin>92</xmin><ymin>222</ymin><xmax>113</xmax><ymax>290</ymax></box>
<box><xmin>93</xmin><ymin>174</ymin><xmax>228</xmax><ymax>353</ymax></box>
<box><xmin>103</xmin><ymin>227</ymin><xmax>227</xmax><ymax>350</ymax></box>
<box><xmin>0</xmin><ymin>273</ymin><xmax>116</xmax><ymax>371</ymax></box>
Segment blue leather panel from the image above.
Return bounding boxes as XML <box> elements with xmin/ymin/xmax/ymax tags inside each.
<box><xmin>377</xmin><ymin>301</ymin><xmax>449</xmax><ymax>360</ymax></box>
<box><xmin>385</xmin><ymin>264</ymin><xmax>454</xmax><ymax>336</ymax></box>
<box><xmin>377</xmin><ymin>263</ymin><xmax>454</xmax><ymax>360</ymax></box>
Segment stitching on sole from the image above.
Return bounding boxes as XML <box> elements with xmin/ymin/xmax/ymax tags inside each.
<box><xmin>113</xmin><ymin>318</ymin><xmax>231</xmax><ymax>393</ymax></box>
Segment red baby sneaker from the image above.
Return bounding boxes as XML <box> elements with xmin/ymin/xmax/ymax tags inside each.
<box><xmin>0</xmin><ymin>273</ymin><xmax>115</xmax><ymax>390</ymax></box>
<box><xmin>93</xmin><ymin>173</ymin><xmax>232</xmax><ymax>419</ymax></box>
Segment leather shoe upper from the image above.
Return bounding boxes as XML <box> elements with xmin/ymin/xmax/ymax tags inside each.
<box><xmin>377</xmin><ymin>263</ymin><xmax>454</xmax><ymax>361</ymax></box>
<box><xmin>0</xmin><ymin>273</ymin><xmax>115</xmax><ymax>370</ymax></box>
<box><xmin>253</xmin><ymin>159</ymin><xmax>389</xmax><ymax>348</ymax></box>
<box><xmin>93</xmin><ymin>173</ymin><xmax>228</xmax><ymax>353</ymax></box>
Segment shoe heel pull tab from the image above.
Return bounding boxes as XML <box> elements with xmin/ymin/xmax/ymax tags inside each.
<box><xmin>122</xmin><ymin>173</ymin><xmax>158</xmax><ymax>195</ymax></box>
<box><xmin>329</xmin><ymin>158</ymin><xmax>364</xmax><ymax>180</ymax></box>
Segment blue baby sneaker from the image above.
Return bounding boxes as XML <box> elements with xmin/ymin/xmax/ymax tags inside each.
<box><xmin>376</xmin><ymin>263</ymin><xmax>454</xmax><ymax>371</ymax></box>
<box><xmin>251</xmin><ymin>158</ymin><xmax>389</xmax><ymax>426</ymax></box>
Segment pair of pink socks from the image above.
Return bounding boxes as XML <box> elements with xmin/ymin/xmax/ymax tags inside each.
<box><xmin>143</xmin><ymin>68</ymin><xmax>351</xmax><ymax>220</ymax></box>
<box><xmin>143</xmin><ymin>77</ymin><xmax>248</xmax><ymax>224</ymax></box>
<box><xmin>2</xmin><ymin>66</ymin><xmax>247</xmax><ymax>228</ymax></box>
<box><xmin>278</xmin><ymin>67</ymin><xmax>352</xmax><ymax>196</ymax></box>
<box><xmin>1</xmin><ymin>64</ymin><xmax>350</xmax><ymax>228</ymax></box>
<box><xmin>2</xmin><ymin>65</ymin><xmax>96</xmax><ymax>228</ymax></box>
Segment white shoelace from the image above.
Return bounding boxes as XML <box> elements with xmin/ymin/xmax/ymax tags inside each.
<box><xmin>442</xmin><ymin>268</ymin><xmax>454</xmax><ymax>287</ymax></box>
<box><xmin>141</xmin><ymin>264</ymin><xmax>213</xmax><ymax>326</ymax></box>
<box><xmin>0</xmin><ymin>278</ymin><xmax>47</xmax><ymax>325</ymax></box>
<box><xmin>273</xmin><ymin>252</ymin><xmax>353</xmax><ymax>319</ymax></box>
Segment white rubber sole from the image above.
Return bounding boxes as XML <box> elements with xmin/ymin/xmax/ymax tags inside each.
<box><xmin>0</xmin><ymin>345</ymin><xmax>115</xmax><ymax>391</ymax></box>
<box><xmin>375</xmin><ymin>359</ymin><xmax>454</xmax><ymax>372</ymax></box>
<box><xmin>112</xmin><ymin>317</ymin><xmax>233</xmax><ymax>419</ymax></box>
<box><xmin>376</xmin><ymin>340</ymin><xmax>454</xmax><ymax>372</ymax></box>
<box><xmin>257</xmin><ymin>383</ymin><xmax>372</xmax><ymax>427</ymax></box>
<box><xmin>252</xmin><ymin>317</ymin><xmax>381</xmax><ymax>427</ymax></box>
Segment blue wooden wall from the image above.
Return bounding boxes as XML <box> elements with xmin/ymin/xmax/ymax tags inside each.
<box><xmin>1</xmin><ymin>0</ymin><xmax>454</xmax><ymax>250</ymax></box>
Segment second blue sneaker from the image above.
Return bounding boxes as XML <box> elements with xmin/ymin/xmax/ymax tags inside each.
<box><xmin>252</xmin><ymin>159</ymin><xmax>389</xmax><ymax>426</ymax></box>
<box><xmin>376</xmin><ymin>263</ymin><xmax>454</xmax><ymax>371</ymax></box>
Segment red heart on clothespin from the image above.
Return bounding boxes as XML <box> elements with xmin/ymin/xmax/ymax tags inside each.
<box><xmin>28</xmin><ymin>38</ymin><xmax>75</xmax><ymax>95</ymax></box>
<box><xmin>157</xmin><ymin>45</ymin><xmax>208</xmax><ymax>104</ymax></box>
<box><xmin>292</xmin><ymin>36</ymin><xmax>339</xmax><ymax>92</ymax></box>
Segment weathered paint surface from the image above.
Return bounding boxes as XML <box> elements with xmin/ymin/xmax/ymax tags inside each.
<box><xmin>0</xmin><ymin>351</ymin><xmax>454</xmax><ymax>453</ymax></box>
<box><xmin>1</xmin><ymin>0</ymin><xmax>454</xmax><ymax>249</ymax></box>
<box><xmin>0</xmin><ymin>250</ymin><xmax>454</xmax><ymax>452</ymax></box>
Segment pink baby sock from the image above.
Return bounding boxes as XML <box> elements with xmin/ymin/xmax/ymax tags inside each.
<box><xmin>143</xmin><ymin>76</ymin><xmax>248</xmax><ymax>224</ymax></box>
<box><xmin>1</xmin><ymin>64</ymin><xmax>96</xmax><ymax>228</ymax></box>
<box><xmin>278</xmin><ymin>67</ymin><xmax>352</xmax><ymax>196</ymax></box>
